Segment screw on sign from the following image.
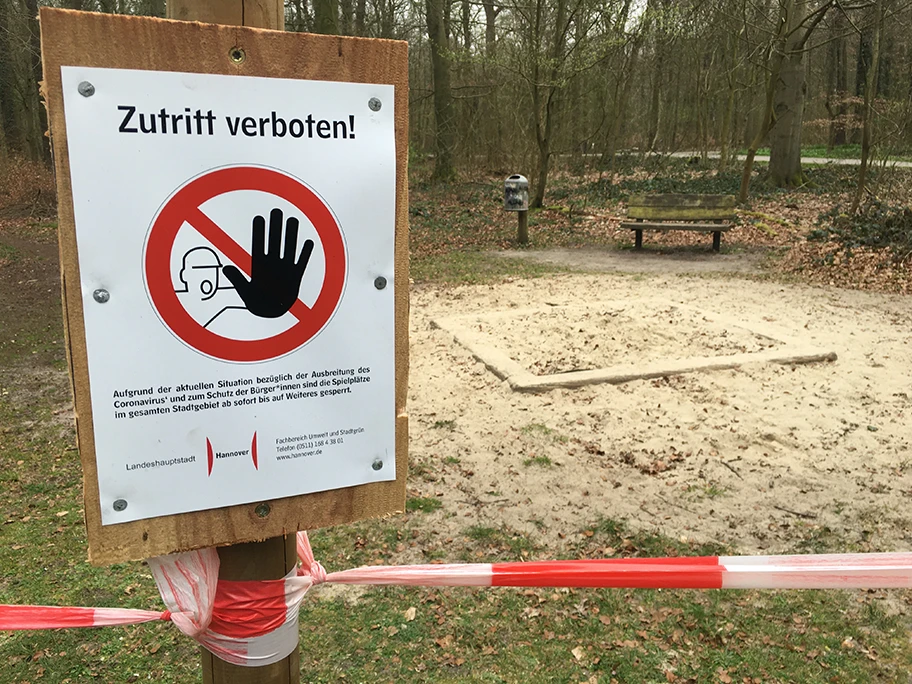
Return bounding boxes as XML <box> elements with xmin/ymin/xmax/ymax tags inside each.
<box><xmin>144</xmin><ymin>166</ymin><xmax>346</xmax><ymax>362</ymax></box>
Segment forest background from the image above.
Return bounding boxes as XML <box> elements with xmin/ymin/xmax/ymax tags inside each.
<box><xmin>3</xmin><ymin>0</ymin><xmax>912</xmax><ymax>206</ymax></box>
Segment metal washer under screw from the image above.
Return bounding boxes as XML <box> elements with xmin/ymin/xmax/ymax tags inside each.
<box><xmin>255</xmin><ymin>503</ymin><xmax>271</xmax><ymax>518</ymax></box>
<box><xmin>372</xmin><ymin>459</ymin><xmax>383</xmax><ymax>471</ymax></box>
<box><xmin>113</xmin><ymin>499</ymin><xmax>128</xmax><ymax>512</ymax></box>
<box><xmin>93</xmin><ymin>289</ymin><xmax>110</xmax><ymax>303</ymax></box>
<box><xmin>368</xmin><ymin>97</ymin><xmax>382</xmax><ymax>112</ymax></box>
<box><xmin>78</xmin><ymin>81</ymin><xmax>95</xmax><ymax>97</ymax></box>
<box><xmin>229</xmin><ymin>47</ymin><xmax>247</xmax><ymax>64</ymax></box>
<box><xmin>374</xmin><ymin>276</ymin><xmax>387</xmax><ymax>290</ymax></box>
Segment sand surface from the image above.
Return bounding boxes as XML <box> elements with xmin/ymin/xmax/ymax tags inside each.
<box><xmin>407</xmin><ymin>273</ymin><xmax>912</xmax><ymax>555</ymax></box>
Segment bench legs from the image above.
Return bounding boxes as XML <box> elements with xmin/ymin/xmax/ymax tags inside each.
<box><xmin>631</xmin><ymin>228</ymin><xmax>722</xmax><ymax>251</ymax></box>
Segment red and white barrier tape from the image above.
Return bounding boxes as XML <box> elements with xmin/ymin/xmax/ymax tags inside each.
<box><xmin>2</xmin><ymin>532</ymin><xmax>910</xmax><ymax>667</ymax></box>
<box><xmin>326</xmin><ymin>552</ymin><xmax>912</xmax><ymax>590</ymax></box>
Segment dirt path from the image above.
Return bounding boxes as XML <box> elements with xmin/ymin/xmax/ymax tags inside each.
<box><xmin>496</xmin><ymin>247</ymin><xmax>772</xmax><ymax>274</ymax></box>
<box><xmin>668</xmin><ymin>151</ymin><xmax>912</xmax><ymax>168</ymax></box>
<box><xmin>408</xmin><ymin>270</ymin><xmax>912</xmax><ymax>557</ymax></box>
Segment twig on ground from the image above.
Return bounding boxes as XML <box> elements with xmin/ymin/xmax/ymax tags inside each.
<box><xmin>772</xmin><ymin>504</ymin><xmax>817</xmax><ymax>519</ymax></box>
<box><xmin>721</xmin><ymin>461</ymin><xmax>744</xmax><ymax>479</ymax></box>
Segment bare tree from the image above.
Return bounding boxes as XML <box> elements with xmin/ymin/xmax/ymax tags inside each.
<box><xmin>0</xmin><ymin>0</ymin><xmax>46</xmax><ymax>162</ymax></box>
<box><xmin>851</xmin><ymin>0</ymin><xmax>884</xmax><ymax>212</ymax></box>
<box><xmin>426</xmin><ymin>0</ymin><xmax>456</xmax><ymax>181</ymax></box>
<box><xmin>767</xmin><ymin>0</ymin><xmax>835</xmax><ymax>187</ymax></box>
<box><xmin>314</xmin><ymin>0</ymin><xmax>340</xmax><ymax>34</ymax></box>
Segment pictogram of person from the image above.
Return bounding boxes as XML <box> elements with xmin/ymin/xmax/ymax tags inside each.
<box><xmin>174</xmin><ymin>209</ymin><xmax>314</xmax><ymax>333</ymax></box>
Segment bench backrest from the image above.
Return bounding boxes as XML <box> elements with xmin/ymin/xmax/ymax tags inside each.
<box><xmin>627</xmin><ymin>194</ymin><xmax>736</xmax><ymax>221</ymax></box>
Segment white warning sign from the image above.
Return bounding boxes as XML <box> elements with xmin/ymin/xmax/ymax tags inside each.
<box><xmin>61</xmin><ymin>66</ymin><xmax>396</xmax><ymax>524</ymax></box>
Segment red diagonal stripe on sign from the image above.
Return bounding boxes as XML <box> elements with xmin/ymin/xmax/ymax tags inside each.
<box><xmin>186</xmin><ymin>207</ymin><xmax>312</xmax><ymax>322</ymax></box>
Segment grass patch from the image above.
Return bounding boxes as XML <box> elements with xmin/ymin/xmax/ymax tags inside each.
<box><xmin>432</xmin><ymin>419</ymin><xmax>457</xmax><ymax>430</ymax></box>
<box><xmin>406</xmin><ymin>496</ymin><xmax>443</xmax><ymax>513</ymax></box>
<box><xmin>0</xmin><ymin>240</ymin><xmax>21</xmax><ymax>263</ymax></box>
<box><xmin>408</xmin><ymin>461</ymin><xmax>437</xmax><ymax>482</ymax></box>
<box><xmin>522</xmin><ymin>455</ymin><xmax>554</xmax><ymax>467</ymax></box>
<box><xmin>684</xmin><ymin>482</ymin><xmax>728</xmax><ymax>501</ymax></box>
<box><xmin>464</xmin><ymin>525</ymin><xmax>538</xmax><ymax>560</ymax></box>
<box><xmin>736</xmin><ymin>143</ymin><xmax>912</xmax><ymax>162</ymax></box>
<box><xmin>520</xmin><ymin>422</ymin><xmax>568</xmax><ymax>443</ymax></box>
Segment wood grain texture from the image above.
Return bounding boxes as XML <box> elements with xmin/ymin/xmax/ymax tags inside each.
<box><xmin>628</xmin><ymin>194</ymin><xmax>737</xmax><ymax>208</ymax></box>
<box><xmin>620</xmin><ymin>222</ymin><xmax>732</xmax><ymax>232</ymax></box>
<box><xmin>40</xmin><ymin>8</ymin><xmax>409</xmax><ymax>564</ymax></box>
<box><xmin>167</xmin><ymin>0</ymin><xmax>284</xmax><ymax>29</ymax></box>
<box><xmin>627</xmin><ymin>194</ymin><xmax>736</xmax><ymax>221</ymax></box>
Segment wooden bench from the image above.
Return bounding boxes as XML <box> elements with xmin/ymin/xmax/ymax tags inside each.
<box><xmin>621</xmin><ymin>194</ymin><xmax>736</xmax><ymax>252</ymax></box>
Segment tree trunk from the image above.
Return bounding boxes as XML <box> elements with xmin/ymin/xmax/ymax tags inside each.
<box><xmin>646</xmin><ymin>33</ymin><xmax>664</xmax><ymax>150</ymax></box>
<box><xmin>739</xmin><ymin>24</ymin><xmax>785</xmax><ymax>202</ymax></box>
<box><xmin>669</xmin><ymin>56</ymin><xmax>681</xmax><ymax>148</ymax></box>
<box><xmin>877</xmin><ymin>33</ymin><xmax>891</xmax><ymax>97</ymax></box>
<box><xmin>768</xmin><ymin>50</ymin><xmax>807</xmax><ymax>186</ymax></box>
<box><xmin>826</xmin><ymin>9</ymin><xmax>848</xmax><ymax>148</ymax></box>
<box><xmin>354</xmin><ymin>0</ymin><xmax>365</xmax><ymax>35</ymax></box>
<box><xmin>426</xmin><ymin>0</ymin><xmax>456</xmax><ymax>181</ymax></box>
<box><xmin>380</xmin><ymin>0</ymin><xmax>394</xmax><ymax>38</ymax></box>
<box><xmin>604</xmin><ymin>36</ymin><xmax>642</xmax><ymax>173</ymax></box>
<box><xmin>24</xmin><ymin>0</ymin><xmax>50</xmax><ymax>162</ymax></box>
<box><xmin>339</xmin><ymin>0</ymin><xmax>353</xmax><ymax>34</ymax></box>
<box><xmin>0</xmin><ymin>0</ymin><xmax>12</xmax><ymax>159</ymax></box>
<box><xmin>313</xmin><ymin>0</ymin><xmax>338</xmax><ymax>34</ymax></box>
<box><xmin>851</xmin><ymin>0</ymin><xmax>883</xmax><ymax>213</ymax></box>
<box><xmin>530</xmin><ymin>0</ymin><xmax>568</xmax><ymax>208</ymax></box>
<box><xmin>768</xmin><ymin>0</ymin><xmax>810</xmax><ymax>188</ymax></box>
<box><xmin>0</xmin><ymin>0</ymin><xmax>45</xmax><ymax>161</ymax></box>
<box><xmin>532</xmin><ymin>90</ymin><xmax>556</xmax><ymax>208</ymax></box>
<box><xmin>0</xmin><ymin>103</ymin><xmax>8</xmax><ymax>167</ymax></box>
<box><xmin>461</xmin><ymin>0</ymin><xmax>471</xmax><ymax>52</ymax></box>
<box><xmin>719</xmin><ymin>82</ymin><xmax>735</xmax><ymax>169</ymax></box>
<box><xmin>482</xmin><ymin>0</ymin><xmax>498</xmax><ymax>59</ymax></box>
<box><xmin>851</xmin><ymin>26</ymin><xmax>872</xmax><ymax>144</ymax></box>
<box><xmin>480</xmin><ymin>0</ymin><xmax>500</xmax><ymax>163</ymax></box>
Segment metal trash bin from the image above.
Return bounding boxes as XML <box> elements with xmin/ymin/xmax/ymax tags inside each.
<box><xmin>503</xmin><ymin>174</ymin><xmax>529</xmax><ymax>212</ymax></box>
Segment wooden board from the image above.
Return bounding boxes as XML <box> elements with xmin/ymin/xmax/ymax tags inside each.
<box><xmin>627</xmin><ymin>194</ymin><xmax>736</xmax><ymax>221</ymax></box>
<box><xmin>620</xmin><ymin>222</ymin><xmax>732</xmax><ymax>232</ymax></box>
<box><xmin>40</xmin><ymin>8</ymin><xmax>409</xmax><ymax>564</ymax></box>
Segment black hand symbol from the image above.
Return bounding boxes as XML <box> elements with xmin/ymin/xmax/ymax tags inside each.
<box><xmin>222</xmin><ymin>208</ymin><xmax>315</xmax><ymax>318</ymax></box>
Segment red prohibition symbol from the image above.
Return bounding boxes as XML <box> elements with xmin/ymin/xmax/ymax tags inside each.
<box><xmin>144</xmin><ymin>166</ymin><xmax>346</xmax><ymax>362</ymax></box>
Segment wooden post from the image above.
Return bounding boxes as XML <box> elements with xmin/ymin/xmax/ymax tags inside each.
<box><xmin>200</xmin><ymin>535</ymin><xmax>300</xmax><ymax>684</ymax></box>
<box><xmin>164</xmin><ymin>4</ymin><xmax>298</xmax><ymax>683</ymax></box>
<box><xmin>517</xmin><ymin>210</ymin><xmax>528</xmax><ymax>245</ymax></box>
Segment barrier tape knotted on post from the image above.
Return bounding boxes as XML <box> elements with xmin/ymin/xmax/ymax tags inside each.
<box><xmin>1</xmin><ymin>532</ymin><xmax>911</xmax><ymax>667</ymax></box>
<box><xmin>146</xmin><ymin>533</ymin><xmax>329</xmax><ymax>666</ymax></box>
